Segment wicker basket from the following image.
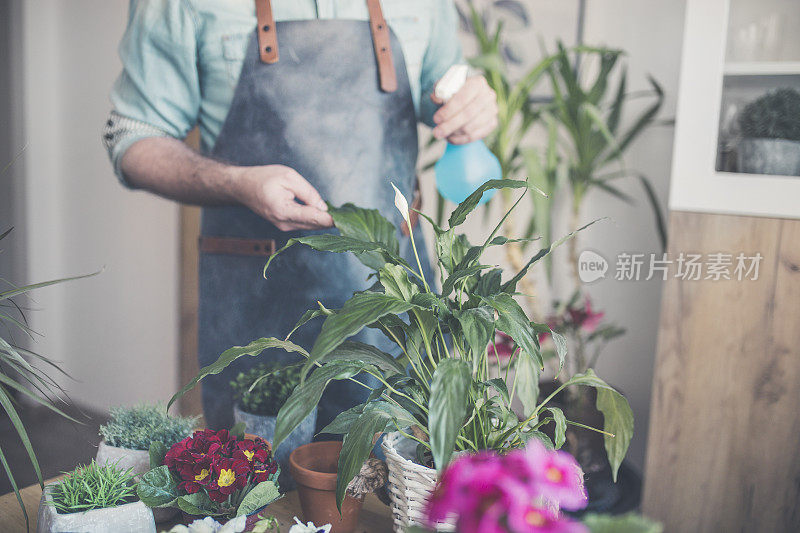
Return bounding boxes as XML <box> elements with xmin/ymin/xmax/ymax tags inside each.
<box><xmin>382</xmin><ymin>431</ymin><xmax>456</xmax><ymax>532</ymax></box>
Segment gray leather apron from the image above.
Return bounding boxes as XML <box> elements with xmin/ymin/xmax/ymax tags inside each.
<box><xmin>198</xmin><ymin>0</ymin><xmax>434</xmax><ymax>432</ymax></box>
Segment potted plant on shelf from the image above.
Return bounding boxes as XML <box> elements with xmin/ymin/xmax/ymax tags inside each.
<box><xmin>97</xmin><ymin>404</ymin><xmax>197</xmax><ymax>474</ymax></box>
<box><xmin>231</xmin><ymin>362</ymin><xmax>316</xmax><ymax>489</ymax></box>
<box><xmin>737</xmin><ymin>87</ymin><xmax>800</xmax><ymax>176</ymax></box>
<box><xmin>137</xmin><ymin>428</ymin><xmax>281</xmax><ymax>531</ymax></box>
<box><xmin>168</xmin><ymin>180</ymin><xmax>634</xmax><ymax>532</ymax></box>
<box><xmin>37</xmin><ymin>460</ymin><xmax>155</xmax><ymax>533</ymax></box>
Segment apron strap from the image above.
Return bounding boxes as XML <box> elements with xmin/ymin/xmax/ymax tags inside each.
<box><xmin>365</xmin><ymin>0</ymin><xmax>398</xmax><ymax>92</ymax></box>
<box><xmin>255</xmin><ymin>0</ymin><xmax>398</xmax><ymax>93</ymax></box>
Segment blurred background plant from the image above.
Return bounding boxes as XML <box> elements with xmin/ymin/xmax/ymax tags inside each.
<box><xmin>230</xmin><ymin>361</ymin><xmax>302</xmax><ymax>417</ymax></box>
<box><xmin>98</xmin><ymin>404</ymin><xmax>197</xmax><ymax>451</ymax></box>
<box><xmin>738</xmin><ymin>87</ymin><xmax>800</xmax><ymax>141</ymax></box>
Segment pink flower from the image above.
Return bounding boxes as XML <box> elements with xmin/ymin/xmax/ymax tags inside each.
<box><xmin>568</xmin><ymin>297</ymin><xmax>604</xmax><ymax>333</ymax></box>
<box><xmin>507</xmin><ymin>503</ymin><xmax>588</xmax><ymax>533</ymax></box>
<box><xmin>424</xmin><ymin>442</ymin><xmax>588</xmax><ymax>533</ymax></box>
<box><xmin>523</xmin><ymin>441</ymin><xmax>587</xmax><ymax>511</ymax></box>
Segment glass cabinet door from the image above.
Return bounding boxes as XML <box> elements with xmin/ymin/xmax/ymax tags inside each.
<box><xmin>715</xmin><ymin>0</ymin><xmax>800</xmax><ymax>177</ymax></box>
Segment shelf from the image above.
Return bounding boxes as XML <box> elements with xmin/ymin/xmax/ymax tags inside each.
<box><xmin>724</xmin><ymin>61</ymin><xmax>800</xmax><ymax>76</ymax></box>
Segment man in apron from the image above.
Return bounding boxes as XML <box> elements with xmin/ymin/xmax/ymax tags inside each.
<box><xmin>103</xmin><ymin>0</ymin><xmax>498</xmax><ymax>432</ymax></box>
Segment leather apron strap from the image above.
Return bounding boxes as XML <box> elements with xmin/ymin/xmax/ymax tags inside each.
<box><xmin>256</xmin><ymin>0</ymin><xmax>397</xmax><ymax>92</ymax></box>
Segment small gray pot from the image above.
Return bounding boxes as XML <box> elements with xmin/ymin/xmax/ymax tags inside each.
<box><xmin>233</xmin><ymin>403</ymin><xmax>317</xmax><ymax>490</ymax></box>
<box><xmin>738</xmin><ymin>138</ymin><xmax>800</xmax><ymax>176</ymax></box>
<box><xmin>37</xmin><ymin>484</ymin><xmax>156</xmax><ymax>533</ymax></box>
<box><xmin>95</xmin><ymin>441</ymin><xmax>178</xmax><ymax>523</ymax></box>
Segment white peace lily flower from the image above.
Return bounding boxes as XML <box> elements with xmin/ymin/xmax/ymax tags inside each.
<box><xmin>391</xmin><ymin>182</ymin><xmax>410</xmax><ymax>224</ymax></box>
<box><xmin>288</xmin><ymin>516</ymin><xmax>332</xmax><ymax>533</ymax></box>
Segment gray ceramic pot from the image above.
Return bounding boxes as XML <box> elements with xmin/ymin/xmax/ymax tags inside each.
<box><xmin>738</xmin><ymin>138</ymin><xmax>800</xmax><ymax>176</ymax></box>
<box><xmin>233</xmin><ymin>403</ymin><xmax>317</xmax><ymax>490</ymax></box>
<box><xmin>37</xmin><ymin>484</ymin><xmax>155</xmax><ymax>533</ymax></box>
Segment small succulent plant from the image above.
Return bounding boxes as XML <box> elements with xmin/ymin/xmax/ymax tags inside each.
<box><xmin>99</xmin><ymin>403</ymin><xmax>197</xmax><ymax>451</ymax></box>
<box><xmin>739</xmin><ymin>88</ymin><xmax>800</xmax><ymax>142</ymax></box>
<box><xmin>230</xmin><ymin>362</ymin><xmax>302</xmax><ymax>417</ymax></box>
<box><xmin>50</xmin><ymin>460</ymin><xmax>137</xmax><ymax>514</ymax></box>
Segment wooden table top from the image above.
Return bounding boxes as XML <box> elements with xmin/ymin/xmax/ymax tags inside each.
<box><xmin>0</xmin><ymin>478</ymin><xmax>394</xmax><ymax>532</ymax></box>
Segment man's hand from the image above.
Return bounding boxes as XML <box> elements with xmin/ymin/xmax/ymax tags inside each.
<box><xmin>431</xmin><ymin>75</ymin><xmax>498</xmax><ymax>144</ymax></box>
<box><xmin>235</xmin><ymin>165</ymin><xmax>334</xmax><ymax>231</ymax></box>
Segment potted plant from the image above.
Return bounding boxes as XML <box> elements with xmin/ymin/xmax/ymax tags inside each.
<box><xmin>737</xmin><ymin>87</ymin><xmax>800</xmax><ymax>176</ymax></box>
<box><xmin>137</xmin><ymin>428</ymin><xmax>281</xmax><ymax>531</ymax></box>
<box><xmin>36</xmin><ymin>460</ymin><xmax>155</xmax><ymax>533</ymax></box>
<box><xmin>231</xmin><ymin>362</ymin><xmax>317</xmax><ymax>489</ymax></box>
<box><xmin>97</xmin><ymin>404</ymin><xmax>198</xmax><ymax>475</ymax></box>
<box><xmin>168</xmin><ymin>180</ymin><xmax>634</xmax><ymax>531</ymax></box>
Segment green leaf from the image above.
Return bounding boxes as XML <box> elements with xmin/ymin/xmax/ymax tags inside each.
<box><xmin>596</xmin><ymin>387</ymin><xmax>634</xmax><ymax>482</ymax></box>
<box><xmin>453</xmin><ymin>307</ymin><xmax>495</xmax><ymax>360</ymax></box>
<box><xmin>482</xmin><ymin>293</ymin><xmax>542</xmax><ymax>368</ymax></box>
<box><xmin>318</xmin><ymin>404</ymin><xmax>365</xmax><ymax>435</ymax></box>
<box><xmin>329</xmin><ymin>203</ymin><xmax>399</xmax><ymax>254</ymax></box>
<box><xmin>148</xmin><ymin>441</ymin><xmax>167</xmax><ymax>470</ymax></box>
<box><xmin>546</xmin><ymin>407</ymin><xmax>567</xmax><ymax>448</ymax></box>
<box><xmin>0</xmin><ymin>270</ymin><xmax>100</xmax><ymax>302</ymax></box>
<box><xmin>230</xmin><ymin>422</ymin><xmax>246</xmax><ymax>439</ymax></box>
<box><xmin>379</xmin><ymin>264</ymin><xmax>419</xmax><ymax>301</ymax></box>
<box><xmin>636</xmin><ymin>174</ymin><xmax>667</xmax><ymax>252</ymax></box>
<box><xmin>321</xmin><ymin>340</ymin><xmax>405</xmax><ymax>375</ymax></box>
<box><xmin>168</xmin><ymin>338</ymin><xmax>308</xmax><ymax>411</ymax></box>
<box><xmin>176</xmin><ymin>492</ymin><xmax>221</xmax><ymax>516</ymax></box>
<box><xmin>474</xmin><ymin>268</ymin><xmax>502</xmax><ymax>297</ymax></box>
<box><xmin>273</xmin><ymin>363</ymin><xmax>367</xmax><ymax>449</ymax></box>
<box><xmin>514</xmin><ymin>351</ymin><xmax>540</xmax><ymax>417</ymax></box>
<box><xmin>307</xmin><ymin>292</ymin><xmax>415</xmax><ymax>369</ymax></box>
<box><xmin>336</xmin><ymin>407</ymin><xmax>395</xmax><ymax>508</ymax></box>
<box><xmin>285</xmin><ymin>308</ymin><xmax>327</xmax><ymax>340</ymax></box>
<box><xmin>520</xmin><ymin>429</ymin><xmax>554</xmax><ymax>449</ymax></box>
<box><xmin>0</xmin><ymin>446</ymin><xmax>28</xmax><ymax>531</ymax></box>
<box><xmin>582</xmin><ymin>512</ymin><xmax>663</xmax><ymax>533</ymax></box>
<box><xmin>136</xmin><ymin>466</ymin><xmax>178</xmax><ymax>508</ymax></box>
<box><xmin>236</xmin><ymin>480</ymin><xmax>281</xmax><ymax>517</ymax></box>
<box><xmin>441</xmin><ymin>264</ymin><xmax>492</xmax><ymax>296</ymax></box>
<box><xmin>0</xmin><ymin>387</ymin><xmax>42</xmax><ymax>487</ymax></box>
<box><xmin>448</xmin><ymin>179</ymin><xmax>529</xmax><ymax>228</ymax></box>
<box><xmin>429</xmin><ymin>359</ymin><xmax>471</xmax><ymax>470</ymax></box>
<box><xmin>483</xmin><ymin>378</ymin><xmax>510</xmax><ymax>404</ymax></box>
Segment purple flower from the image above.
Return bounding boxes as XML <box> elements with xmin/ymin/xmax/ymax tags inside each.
<box><xmin>522</xmin><ymin>440</ymin><xmax>587</xmax><ymax>511</ymax></box>
<box><xmin>507</xmin><ymin>503</ymin><xmax>587</xmax><ymax>533</ymax></box>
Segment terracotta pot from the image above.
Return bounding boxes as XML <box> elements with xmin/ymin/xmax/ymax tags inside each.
<box><xmin>289</xmin><ymin>441</ymin><xmax>363</xmax><ymax>533</ymax></box>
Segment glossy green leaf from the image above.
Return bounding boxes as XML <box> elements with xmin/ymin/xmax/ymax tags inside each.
<box><xmin>379</xmin><ymin>264</ymin><xmax>419</xmax><ymax>301</ymax></box>
<box><xmin>550</xmin><ymin>329</ymin><xmax>568</xmax><ymax>375</ymax></box>
<box><xmin>336</xmin><ymin>407</ymin><xmax>395</xmax><ymax>508</ymax></box>
<box><xmin>429</xmin><ymin>359</ymin><xmax>471</xmax><ymax>470</ymax></box>
<box><xmin>453</xmin><ymin>307</ymin><xmax>495</xmax><ymax>359</ymax></box>
<box><xmin>136</xmin><ymin>465</ymin><xmax>178</xmax><ymax>508</ymax></box>
<box><xmin>329</xmin><ymin>203</ymin><xmax>400</xmax><ymax>270</ymax></box>
<box><xmin>318</xmin><ymin>404</ymin><xmax>365</xmax><ymax>435</ymax></box>
<box><xmin>546</xmin><ymin>406</ymin><xmax>567</xmax><ymax>448</ymax></box>
<box><xmin>307</xmin><ymin>292</ymin><xmax>415</xmax><ymax>368</ymax></box>
<box><xmin>168</xmin><ymin>338</ymin><xmax>308</xmax><ymax>411</ymax></box>
<box><xmin>514</xmin><ymin>351</ymin><xmax>540</xmax><ymax>417</ymax></box>
<box><xmin>273</xmin><ymin>363</ymin><xmax>367</xmax><ymax>449</ymax></box>
<box><xmin>482</xmin><ymin>293</ymin><xmax>542</xmax><ymax>368</ymax></box>
<box><xmin>448</xmin><ymin>179</ymin><xmax>529</xmax><ymax>228</ymax></box>
<box><xmin>148</xmin><ymin>441</ymin><xmax>167</xmax><ymax>470</ymax></box>
<box><xmin>177</xmin><ymin>492</ymin><xmax>221</xmax><ymax>516</ymax></box>
<box><xmin>236</xmin><ymin>480</ymin><xmax>281</xmax><ymax>517</ymax></box>
<box><xmin>596</xmin><ymin>386</ymin><xmax>634</xmax><ymax>482</ymax></box>
<box><xmin>321</xmin><ymin>340</ymin><xmax>405</xmax><ymax>375</ymax></box>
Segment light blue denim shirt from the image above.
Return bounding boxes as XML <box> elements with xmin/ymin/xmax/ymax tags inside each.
<box><xmin>106</xmin><ymin>0</ymin><xmax>462</xmax><ymax>181</ymax></box>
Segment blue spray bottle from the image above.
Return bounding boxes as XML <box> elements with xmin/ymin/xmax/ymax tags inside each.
<box><xmin>434</xmin><ymin>65</ymin><xmax>502</xmax><ymax>205</ymax></box>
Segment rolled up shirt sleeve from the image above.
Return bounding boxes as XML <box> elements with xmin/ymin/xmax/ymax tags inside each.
<box><xmin>104</xmin><ymin>0</ymin><xmax>201</xmax><ymax>186</ymax></box>
<box><xmin>418</xmin><ymin>0</ymin><xmax>463</xmax><ymax>128</ymax></box>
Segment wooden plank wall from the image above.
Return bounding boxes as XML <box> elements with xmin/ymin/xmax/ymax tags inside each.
<box><xmin>643</xmin><ymin>211</ymin><xmax>800</xmax><ymax>532</ymax></box>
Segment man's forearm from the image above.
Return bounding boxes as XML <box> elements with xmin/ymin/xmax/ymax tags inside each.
<box><xmin>120</xmin><ymin>136</ymin><xmax>244</xmax><ymax>206</ymax></box>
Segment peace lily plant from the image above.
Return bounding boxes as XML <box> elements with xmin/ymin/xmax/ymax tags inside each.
<box><xmin>170</xmin><ymin>179</ymin><xmax>633</xmax><ymax>510</ymax></box>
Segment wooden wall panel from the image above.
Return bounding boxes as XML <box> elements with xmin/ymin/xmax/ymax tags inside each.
<box><xmin>643</xmin><ymin>211</ymin><xmax>800</xmax><ymax>532</ymax></box>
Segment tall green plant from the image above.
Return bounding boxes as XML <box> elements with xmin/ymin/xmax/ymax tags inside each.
<box><xmin>169</xmin><ymin>180</ymin><xmax>634</xmax><ymax>508</ymax></box>
<box><xmin>0</xmin><ymin>228</ymin><xmax>96</xmax><ymax>528</ymax></box>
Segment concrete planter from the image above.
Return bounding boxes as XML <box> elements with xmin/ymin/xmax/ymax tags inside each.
<box><xmin>37</xmin><ymin>484</ymin><xmax>156</xmax><ymax>533</ymax></box>
<box><xmin>233</xmin><ymin>404</ymin><xmax>317</xmax><ymax>490</ymax></box>
<box><xmin>95</xmin><ymin>441</ymin><xmax>178</xmax><ymax>523</ymax></box>
<box><xmin>738</xmin><ymin>138</ymin><xmax>800</xmax><ymax>176</ymax></box>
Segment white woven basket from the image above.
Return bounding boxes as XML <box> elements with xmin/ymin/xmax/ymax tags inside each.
<box><xmin>382</xmin><ymin>431</ymin><xmax>456</xmax><ymax>532</ymax></box>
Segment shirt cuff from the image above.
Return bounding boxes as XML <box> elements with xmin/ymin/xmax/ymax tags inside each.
<box><xmin>102</xmin><ymin>111</ymin><xmax>171</xmax><ymax>188</ymax></box>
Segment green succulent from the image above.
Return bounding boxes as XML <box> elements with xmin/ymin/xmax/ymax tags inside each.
<box><xmin>99</xmin><ymin>404</ymin><xmax>197</xmax><ymax>451</ymax></box>
<box><xmin>230</xmin><ymin>361</ymin><xmax>302</xmax><ymax>417</ymax></box>
<box><xmin>739</xmin><ymin>88</ymin><xmax>800</xmax><ymax>142</ymax></box>
<box><xmin>49</xmin><ymin>460</ymin><xmax>137</xmax><ymax>514</ymax></box>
